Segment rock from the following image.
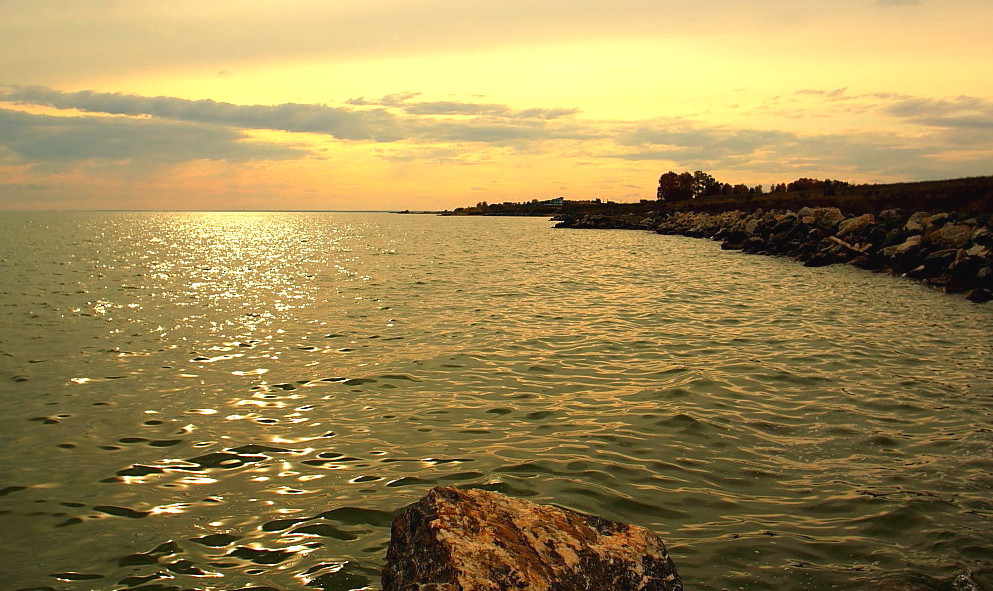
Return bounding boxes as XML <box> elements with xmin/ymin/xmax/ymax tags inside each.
<box><xmin>720</xmin><ymin>229</ymin><xmax>748</xmax><ymax>250</ymax></box>
<box><xmin>881</xmin><ymin>228</ymin><xmax>909</xmax><ymax>248</ymax></box>
<box><xmin>971</xmin><ymin>226</ymin><xmax>993</xmax><ymax>247</ymax></box>
<box><xmin>769</xmin><ymin>216</ymin><xmax>797</xmax><ymax>236</ymax></box>
<box><xmin>921</xmin><ymin>248</ymin><xmax>959</xmax><ymax>272</ymax></box>
<box><xmin>382</xmin><ymin>487</ymin><xmax>682</xmax><ymax>591</ymax></box>
<box><xmin>877</xmin><ymin>209</ymin><xmax>905</xmax><ymax>229</ymax></box>
<box><xmin>965</xmin><ymin>244</ymin><xmax>991</xmax><ymax>258</ymax></box>
<box><xmin>811</xmin><ymin>207</ymin><xmax>845</xmax><ymax>231</ymax></box>
<box><xmin>881</xmin><ymin>235</ymin><xmax>923</xmax><ymax>259</ymax></box>
<box><xmin>924</xmin><ymin>212</ymin><xmax>952</xmax><ymax>234</ymax></box>
<box><xmin>904</xmin><ymin>211</ymin><xmax>930</xmax><ymax>234</ymax></box>
<box><xmin>978</xmin><ymin>266</ymin><xmax>993</xmax><ymax>287</ymax></box>
<box><xmin>850</xmin><ymin>254</ymin><xmax>880</xmax><ymax>270</ymax></box>
<box><xmin>905</xmin><ymin>264</ymin><xmax>929</xmax><ymax>280</ymax></box>
<box><xmin>837</xmin><ymin>213</ymin><xmax>876</xmax><ymax>238</ymax></box>
<box><xmin>928</xmin><ymin>223</ymin><xmax>974</xmax><ymax>249</ymax></box>
<box><xmin>803</xmin><ymin>251</ymin><xmax>838</xmax><ymax>267</ymax></box>
<box><xmin>741</xmin><ymin>236</ymin><xmax>768</xmax><ymax>254</ymax></box>
<box><xmin>966</xmin><ymin>288</ymin><xmax>993</xmax><ymax>303</ymax></box>
<box><xmin>949</xmin><ymin>255</ymin><xmax>983</xmax><ymax>280</ymax></box>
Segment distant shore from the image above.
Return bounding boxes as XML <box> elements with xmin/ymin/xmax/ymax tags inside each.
<box><xmin>440</xmin><ymin>176</ymin><xmax>993</xmax><ymax>219</ymax></box>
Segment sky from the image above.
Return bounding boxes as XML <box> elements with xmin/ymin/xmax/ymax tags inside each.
<box><xmin>1</xmin><ymin>0</ymin><xmax>991</xmax><ymax>211</ymax></box>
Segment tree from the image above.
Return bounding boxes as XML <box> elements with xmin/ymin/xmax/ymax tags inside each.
<box><xmin>787</xmin><ymin>178</ymin><xmax>823</xmax><ymax>193</ymax></box>
<box><xmin>657</xmin><ymin>171</ymin><xmax>694</xmax><ymax>201</ymax></box>
<box><xmin>692</xmin><ymin>170</ymin><xmax>721</xmax><ymax>198</ymax></box>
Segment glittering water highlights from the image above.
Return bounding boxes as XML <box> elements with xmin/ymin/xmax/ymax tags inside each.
<box><xmin>1</xmin><ymin>211</ymin><xmax>991</xmax><ymax>591</ymax></box>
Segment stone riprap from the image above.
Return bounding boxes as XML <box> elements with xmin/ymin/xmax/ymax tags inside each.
<box><xmin>554</xmin><ymin>208</ymin><xmax>993</xmax><ymax>302</ymax></box>
<box><xmin>382</xmin><ymin>486</ymin><xmax>682</xmax><ymax>591</ymax></box>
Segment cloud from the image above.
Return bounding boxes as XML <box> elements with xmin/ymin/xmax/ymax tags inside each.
<box><xmin>347</xmin><ymin>93</ymin><xmax>579</xmax><ymax>119</ymax></box>
<box><xmin>795</xmin><ymin>87</ymin><xmax>850</xmax><ymax>100</ymax></box>
<box><xmin>1</xmin><ymin>86</ymin><xmax>592</xmax><ymax>149</ymax></box>
<box><xmin>1</xmin><ymin>86</ymin><xmax>407</xmax><ymax>142</ymax></box>
<box><xmin>3</xmin><ymin>84</ymin><xmax>990</xmax><ymax>194</ymax></box>
<box><xmin>615</xmin><ymin>122</ymin><xmax>793</xmax><ymax>159</ymax></box>
<box><xmin>606</xmin><ymin>113</ymin><xmax>960</xmax><ymax>180</ymax></box>
<box><xmin>883</xmin><ymin>95</ymin><xmax>993</xmax><ymax>146</ymax></box>
<box><xmin>885</xmin><ymin>95</ymin><xmax>987</xmax><ymax>117</ymax></box>
<box><xmin>346</xmin><ymin>92</ymin><xmax>423</xmax><ymax>107</ymax></box>
<box><xmin>415</xmin><ymin>116</ymin><xmax>601</xmax><ymax>145</ymax></box>
<box><xmin>0</xmin><ymin>107</ymin><xmax>303</xmax><ymax>166</ymax></box>
<box><xmin>403</xmin><ymin>101</ymin><xmax>578</xmax><ymax>120</ymax></box>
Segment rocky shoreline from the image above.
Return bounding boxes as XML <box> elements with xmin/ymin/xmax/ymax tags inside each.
<box><xmin>553</xmin><ymin>207</ymin><xmax>993</xmax><ymax>302</ymax></box>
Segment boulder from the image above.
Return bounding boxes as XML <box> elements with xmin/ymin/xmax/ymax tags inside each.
<box><xmin>928</xmin><ymin>223</ymin><xmax>974</xmax><ymax>249</ymax></box>
<box><xmin>971</xmin><ymin>226</ymin><xmax>993</xmax><ymax>247</ymax></box>
<box><xmin>965</xmin><ymin>244</ymin><xmax>991</xmax><ymax>258</ymax></box>
<box><xmin>803</xmin><ymin>247</ymin><xmax>843</xmax><ymax>267</ymax></box>
<box><xmin>811</xmin><ymin>207</ymin><xmax>845</xmax><ymax>231</ymax></box>
<box><xmin>979</xmin><ymin>265</ymin><xmax>993</xmax><ymax>287</ymax></box>
<box><xmin>921</xmin><ymin>248</ymin><xmax>960</xmax><ymax>272</ymax></box>
<box><xmin>924</xmin><ymin>212</ymin><xmax>952</xmax><ymax>234</ymax></box>
<box><xmin>741</xmin><ymin>236</ymin><xmax>768</xmax><ymax>254</ymax></box>
<box><xmin>743</xmin><ymin>218</ymin><xmax>761</xmax><ymax>235</ymax></box>
<box><xmin>877</xmin><ymin>209</ymin><xmax>905</xmax><ymax>229</ymax></box>
<box><xmin>382</xmin><ymin>487</ymin><xmax>682</xmax><ymax>591</ymax></box>
<box><xmin>720</xmin><ymin>229</ymin><xmax>749</xmax><ymax>250</ymax></box>
<box><xmin>837</xmin><ymin>213</ymin><xmax>876</xmax><ymax>238</ymax></box>
<box><xmin>904</xmin><ymin>211</ymin><xmax>930</xmax><ymax>234</ymax></box>
<box><xmin>881</xmin><ymin>235</ymin><xmax>923</xmax><ymax>260</ymax></box>
<box><xmin>881</xmin><ymin>228</ymin><xmax>909</xmax><ymax>248</ymax></box>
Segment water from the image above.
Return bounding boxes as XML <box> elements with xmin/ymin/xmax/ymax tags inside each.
<box><xmin>1</xmin><ymin>211</ymin><xmax>991</xmax><ymax>591</ymax></box>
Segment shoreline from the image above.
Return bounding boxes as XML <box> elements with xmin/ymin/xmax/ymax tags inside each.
<box><xmin>552</xmin><ymin>206</ymin><xmax>993</xmax><ymax>303</ymax></box>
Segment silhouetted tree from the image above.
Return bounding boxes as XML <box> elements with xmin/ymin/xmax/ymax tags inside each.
<box><xmin>692</xmin><ymin>170</ymin><xmax>721</xmax><ymax>198</ymax></box>
<box><xmin>657</xmin><ymin>171</ymin><xmax>694</xmax><ymax>201</ymax></box>
<box><xmin>787</xmin><ymin>178</ymin><xmax>824</xmax><ymax>193</ymax></box>
<box><xmin>731</xmin><ymin>184</ymin><xmax>750</xmax><ymax>196</ymax></box>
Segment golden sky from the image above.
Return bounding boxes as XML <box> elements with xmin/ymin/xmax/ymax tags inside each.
<box><xmin>1</xmin><ymin>0</ymin><xmax>991</xmax><ymax>210</ymax></box>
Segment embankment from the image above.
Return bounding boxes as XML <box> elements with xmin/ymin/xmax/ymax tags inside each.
<box><xmin>553</xmin><ymin>207</ymin><xmax>993</xmax><ymax>302</ymax></box>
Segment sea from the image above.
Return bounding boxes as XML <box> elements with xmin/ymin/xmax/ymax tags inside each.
<box><xmin>1</xmin><ymin>211</ymin><xmax>991</xmax><ymax>591</ymax></box>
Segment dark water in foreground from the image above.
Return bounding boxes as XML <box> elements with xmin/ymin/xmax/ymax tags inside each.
<box><xmin>1</xmin><ymin>211</ymin><xmax>991</xmax><ymax>591</ymax></box>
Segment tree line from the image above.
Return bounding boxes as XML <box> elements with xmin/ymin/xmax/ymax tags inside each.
<box><xmin>657</xmin><ymin>171</ymin><xmax>851</xmax><ymax>201</ymax></box>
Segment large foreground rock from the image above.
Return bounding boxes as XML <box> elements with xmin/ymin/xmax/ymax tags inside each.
<box><xmin>382</xmin><ymin>487</ymin><xmax>682</xmax><ymax>591</ymax></box>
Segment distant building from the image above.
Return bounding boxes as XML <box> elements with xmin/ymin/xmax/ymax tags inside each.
<box><xmin>539</xmin><ymin>197</ymin><xmax>565</xmax><ymax>206</ymax></box>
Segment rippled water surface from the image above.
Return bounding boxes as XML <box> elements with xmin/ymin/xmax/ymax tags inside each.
<box><xmin>1</xmin><ymin>212</ymin><xmax>991</xmax><ymax>591</ymax></box>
